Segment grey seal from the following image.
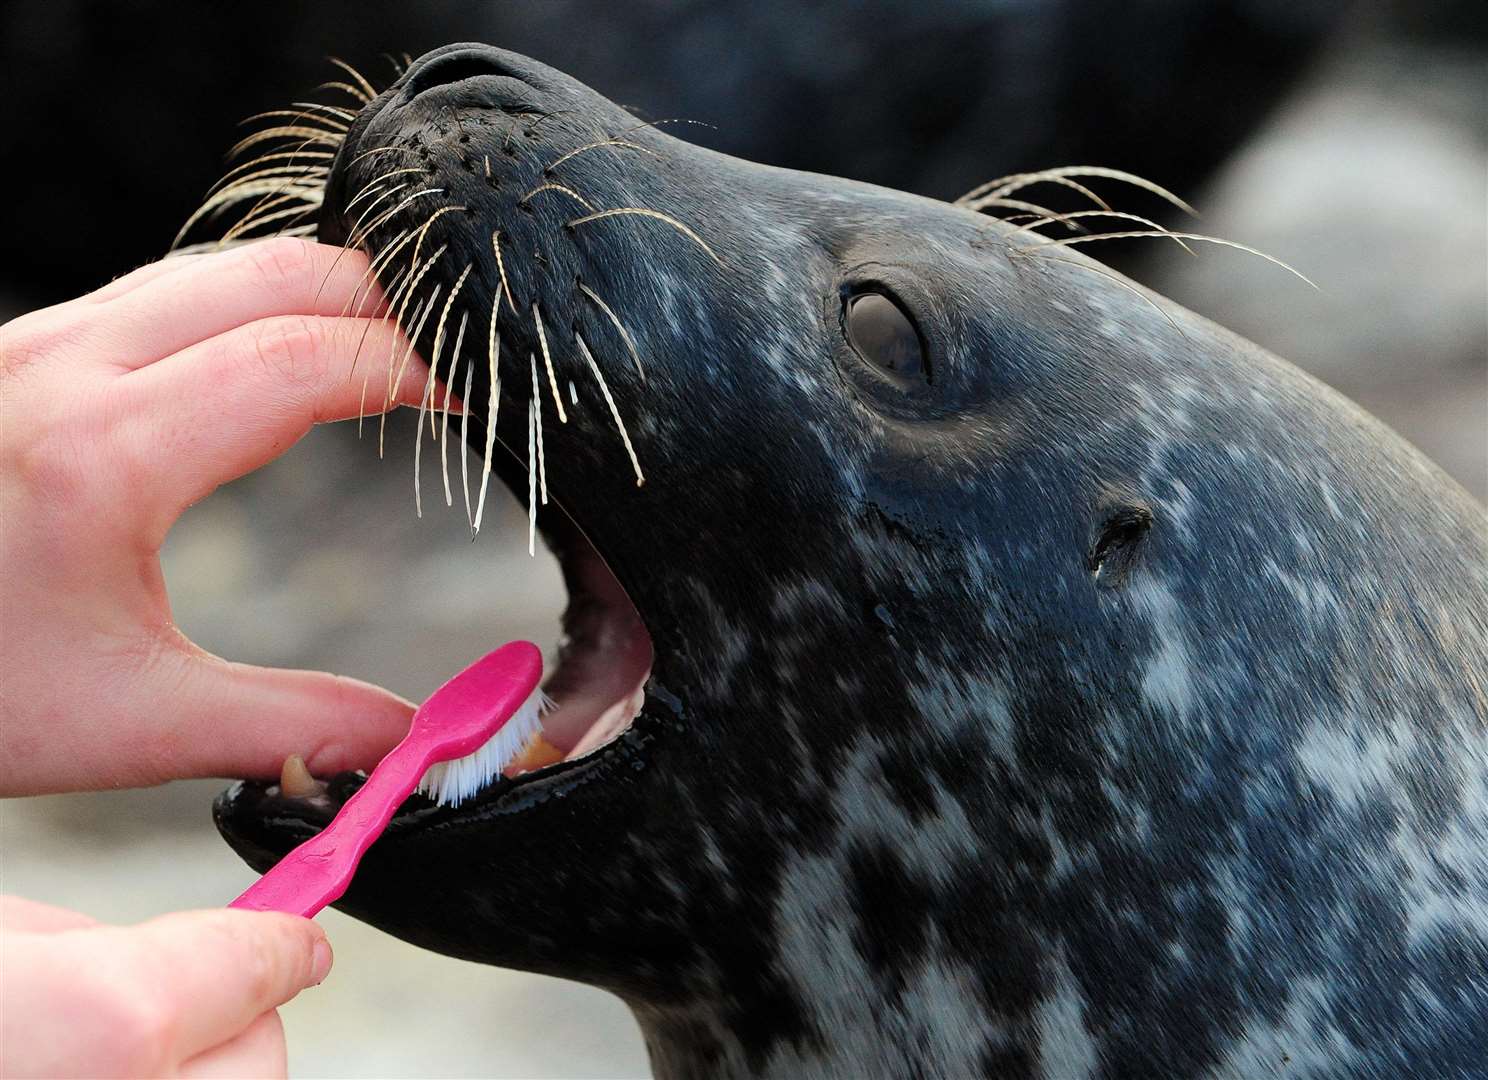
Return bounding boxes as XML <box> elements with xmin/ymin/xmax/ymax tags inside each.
<box><xmin>211</xmin><ymin>44</ymin><xmax>1488</xmax><ymax>1079</ymax></box>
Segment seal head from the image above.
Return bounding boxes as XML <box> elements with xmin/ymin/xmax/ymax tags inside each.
<box><xmin>214</xmin><ymin>44</ymin><xmax>1488</xmax><ymax>1078</ymax></box>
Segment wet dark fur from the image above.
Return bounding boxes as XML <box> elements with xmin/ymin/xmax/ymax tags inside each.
<box><xmin>216</xmin><ymin>45</ymin><xmax>1488</xmax><ymax>1078</ymax></box>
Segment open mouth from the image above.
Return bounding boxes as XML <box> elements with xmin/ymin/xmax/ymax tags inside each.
<box><xmin>251</xmin><ymin>497</ymin><xmax>655</xmax><ymax>823</ymax></box>
<box><xmin>195</xmin><ymin>51</ymin><xmax>673</xmax><ymax>832</ymax></box>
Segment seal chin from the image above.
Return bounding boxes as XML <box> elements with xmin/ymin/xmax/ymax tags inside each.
<box><xmin>214</xmin><ymin>502</ymin><xmax>657</xmax><ymax>854</ymax></box>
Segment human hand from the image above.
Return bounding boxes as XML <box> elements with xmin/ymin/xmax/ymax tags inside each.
<box><xmin>0</xmin><ymin>239</ymin><xmax>436</xmax><ymax>796</ymax></box>
<box><xmin>0</xmin><ymin>895</ymin><xmax>330</xmax><ymax>1078</ymax></box>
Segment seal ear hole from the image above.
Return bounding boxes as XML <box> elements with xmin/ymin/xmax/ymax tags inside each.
<box><xmin>843</xmin><ymin>289</ymin><xmax>931</xmax><ymax>387</ymax></box>
<box><xmin>1089</xmin><ymin>504</ymin><xmax>1154</xmax><ymax>587</ymax></box>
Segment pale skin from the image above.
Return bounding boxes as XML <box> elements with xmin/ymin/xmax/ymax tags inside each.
<box><xmin>0</xmin><ymin>238</ymin><xmax>439</xmax><ymax>1077</ymax></box>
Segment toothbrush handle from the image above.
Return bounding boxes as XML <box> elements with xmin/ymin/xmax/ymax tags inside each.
<box><xmin>228</xmin><ymin>745</ymin><xmax>427</xmax><ymax>918</ymax></box>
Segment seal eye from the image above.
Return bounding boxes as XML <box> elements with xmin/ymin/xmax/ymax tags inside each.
<box><xmin>845</xmin><ymin>292</ymin><xmax>928</xmax><ymax>384</ymax></box>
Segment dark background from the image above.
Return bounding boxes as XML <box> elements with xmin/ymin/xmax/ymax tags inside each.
<box><xmin>0</xmin><ymin>0</ymin><xmax>1382</xmax><ymax>306</ymax></box>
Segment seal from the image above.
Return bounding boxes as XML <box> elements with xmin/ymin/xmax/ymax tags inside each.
<box><xmin>209</xmin><ymin>44</ymin><xmax>1488</xmax><ymax>1078</ymax></box>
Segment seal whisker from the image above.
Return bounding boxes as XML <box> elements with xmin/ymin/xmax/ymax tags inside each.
<box><xmin>319</xmin><ymin>177</ymin><xmax>435</xmax><ymax>308</ymax></box>
<box><xmin>239</xmin><ymin>109</ymin><xmax>349</xmax><ymax>136</ymax></box>
<box><xmin>347</xmin><ymin>144</ymin><xmax>415</xmax><ymax>168</ymax></box>
<box><xmin>961</xmin><ymin>166</ymin><xmax>1198</xmax><ymax>217</ymax></box>
<box><xmin>358</xmin><ymin>368</ymin><xmax>373</xmax><ymax>438</ymax></box>
<box><xmin>221</xmin><ymin>204</ymin><xmax>318</xmax><ymax>244</ymax></box>
<box><xmin>364</xmin><ymin>292</ymin><xmax>426</xmax><ymax>441</ymax></box>
<box><xmin>425</xmin><ymin>262</ymin><xmax>474</xmax><ymax>431</ymax></box>
<box><xmin>327</xmin><ymin>56</ymin><xmax>378</xmax><ymax>103</ymax></box>
<box><xmin>382</xmin><ymin>244</ymin><xmax>448</xmax><ymax>456</ymax></box>
<box><xmin>1020</xmin><ymin>210</ymin><xmax>1196</xmax><ymax>254</ymax></box>
<box><xmin>344</xmin><ymin>168</ymin><xmax>423</xmax><ymax>212</ymax></box>
<box><xmin>218</xmin><ymin>184</ymin><xmax>324</xmax><ymax>236</ymax></box>
<box><xmin>530</xmin><ymin>352</ymin><xmax>549</xmax><ymax>506</ymax></box>
<box><xmin>546</xmin><ymin>138</ymin><xmax>663</xmax><ymax>173</ymax></box>
<box><xmin>460</xmin><ymin>346</ymin><xmax>476</xmax><ymax>531</ymax></box>
<box><xmin>1023</xmin><ymin>231</ymin><xmax>1315</xmax><ymax>286</ymax></box>
<box><xmin>441</xmin><ymin>308</ymin><xmax>472</xmax><ymax>509</ymax></box>
<box><xmin>207</xmin><ymin>171</ymin><xmax>329</xmax><ymax>213</ymax></box>
<box><xmin>343</xmin><ymin>219</ymin><xmax>424</xmax><ymax>325</ymax></box>
<box><xmin>577</xmin><ymin>282</ymin><xmax>645</xmax><ymax>382</ymax></box>
<box><xmin>525</xmin><ymin>397</ymin><xmax>537</xmax><ymax>557</ymax></box>
<box><xmin>212</xmin><ymin>158</ymin><xmax>329</xmax><ymax>190</ymax></box>
<box><xmin>1030</xmin><ymin>175</ymin><xmax>1111</xmax><ymax>211</ymax></box>
<box><xmin>416</xmin><ymin>267</ymin><xmax>472</xmax><ymax>515</ymax></box>
<box><xmin>174</xmin><ymin>178</ymin><xmax>320</xmax><ymax>245</ymax></box>
<box><xmin>473</xmin><ymin>294</ymin><xmax>501</xmax><ymax>535</ymax></box>
<box><xmin>967</xmin><ymin>197</ymin><xmax>1087</xmax><ymax>232</ymax></box>
<box><xmin>289</xmin><ymin>100</ymin><xmax>358</xmax><ymax>124</ymax></box>
<box><xmin>532</xmin><ymin>303</ymin><xmax>569</xmax><ymax>423</ymax></box>
<box><xmin>345</xmin><ymin>234</ymin><xmax>418</xmax><ymax>382</ymax></box>
<box><xmin>567</xmin><ymin>208</ymin><xmax>723</xmax><ymax>266</ymax></box>
<box><xmin>963</xmin><ymin>177</ymin><xmax>1112</xmax><ymax>214</ymax></box>
<box><xmin>318</xmin><ymin>181</ymin><xmax>412</xmax><ymax>297</ymax></box>
<box><xmin>229</xmin><ymin>125</ymin><xmax>342</xmax><ymax>159</ymax></box>
<box><xmin>188</xmin><ymin>166</ymin><xmax>327</xmax><ymax>248</ymax></box>
<box><xmin>620</xmin><ymin>116</ymin><xmax>719</xmax><ymax>136</ymax></box>
<box><xmin>491</xmin><ymin>231</ymin><xmax>518</xmax><ymax>315</ymax></box>
<box><xmin>575</xmin><ymin>332</ymin><xmax>645</xmax><ymax>487</ymax></box>
<box><xmin>341</xmin><ymin>182</ymin><xmax>421</xmax><ymax>248</ymax></box>
<box><xmin>347</xmin><ymin>187</ymin><xmax>448</xmax><ymax>252</ymax></box>
<box><xmin>206</xmin><ymin>154</ymin><xmax>334</xmax><ymax>198</ymax></box>
<box><xmin>403</xmin><ymin>205</ymin><xmax>467</xmax><ymax>278</ymax></box>
<box><xmin>403</xmin><ymin>287</ymin><xmax>442</xmax><ymax>487</ymax></box>
<box><xmin>316</xmin><ymin>79</ymin><xmax>372</xmax><ymax>106</ymax></box>
<box><xmin>519</xmin><ymin>183</ymin><xmax>596</xmax><ymax>212</ymax></box>
<box><xmin>372</xmin><ymin>206</ymin><xmax>465</xmax><ymax>345</ymax></box>
<box><xmin>207</xmin><ymin>177</ymin><xmax>324</xmax><ymax>214</ymax></box>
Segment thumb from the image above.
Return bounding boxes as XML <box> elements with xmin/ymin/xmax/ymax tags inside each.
<box><xmin>159</xmin><ymin>642</ymin><xmax>414</xmax><ymax>782</ymax></box>
<box><xmin>117</xmin><ymin>908</ymin><xmax>331</xmax><ymax>1060</ymax></box>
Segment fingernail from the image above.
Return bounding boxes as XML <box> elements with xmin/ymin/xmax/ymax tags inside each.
<box><xmin>311</xmin><ymin>937</ymin><xmax>333</xmax><ymax>985</ymax></box>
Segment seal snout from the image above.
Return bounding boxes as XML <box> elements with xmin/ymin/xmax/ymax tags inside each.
<box><xmin>400</xmin><ymin>45</ymin><xmax>537</xmax><ymax>104</ymax></box>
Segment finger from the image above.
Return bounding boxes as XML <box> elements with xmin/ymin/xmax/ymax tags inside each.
<box><xmin>121</xmin><ymin>313</ymin><xmax>440</xmax><ymax>518</ymax></box>
<box><xmin>177</xmin><ymin>1010</ymin><xmax>287</xmax><ymax>1080</ymax></box>
<box><xmin>0</xmin><ymin>895</ymin><xmax>100</xmax><ymax>933</ymax></box>
<box><xmin>83</xmin><ymin>253</ymin><xmax>209</xmax><ymax>305</ymax></box>
<box><xmin>155</xmin><ymin>646</ymin><xmax>415</xmax><ymax>781</ymax></box>
<box><xmin>124</xmin><ymin>909</ymin><xmax>329</xmax><ymax>1060</ymax></box>
<box><xmin>90</xmin><ymin>238</ymin><xmax>388</xmax><ymax>369</ymax></box>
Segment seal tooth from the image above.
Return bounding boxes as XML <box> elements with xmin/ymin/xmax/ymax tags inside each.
<box><xmin>504</xmin><ymin>733</ymin><xmax>565</xmax><ymax>777</ymax></box>
<box><xmin>279</xmin><ymin>754</ymin><xmax>321</xmax><ymax>799</ymax></box>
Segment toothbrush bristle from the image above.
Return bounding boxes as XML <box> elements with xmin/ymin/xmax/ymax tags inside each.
<box><xmin>416</xmin><ymin>687</ymin><xmax>551</xmax><ymax>807</ymax></box>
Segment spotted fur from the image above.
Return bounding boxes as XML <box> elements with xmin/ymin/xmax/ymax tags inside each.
<box><xmin>216</xmin><ymin>45</ymin><xmax>1488</xmax><ymax>1079</ymax></box>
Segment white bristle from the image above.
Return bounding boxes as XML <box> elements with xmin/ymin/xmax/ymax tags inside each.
<box><xmin>415</xmin><ymin>686</ymin><xmax>551</xmax><ymax>808</ymax></box>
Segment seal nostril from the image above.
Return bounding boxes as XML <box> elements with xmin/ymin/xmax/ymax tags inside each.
<box><xmin>404</xmin><ymin>50</ymin><xmax>522</xmax><ymax>98</ymax></box>
<box><xmin>1089</xmin><ymin>503</ymin><xmax>1154</xmax><ymax>587</ymax></box>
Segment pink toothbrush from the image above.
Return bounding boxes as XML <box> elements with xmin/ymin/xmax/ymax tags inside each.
<box><xmin>230</xmin><ymin>640</ymin><xmax>545</xmax><ymax>918</ymax></box>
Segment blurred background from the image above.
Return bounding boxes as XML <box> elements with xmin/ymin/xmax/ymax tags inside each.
<box><xmin>2</xmin><ymin>1</ymin><xmax>1483</xmax><ymax>1076</ymax></box>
